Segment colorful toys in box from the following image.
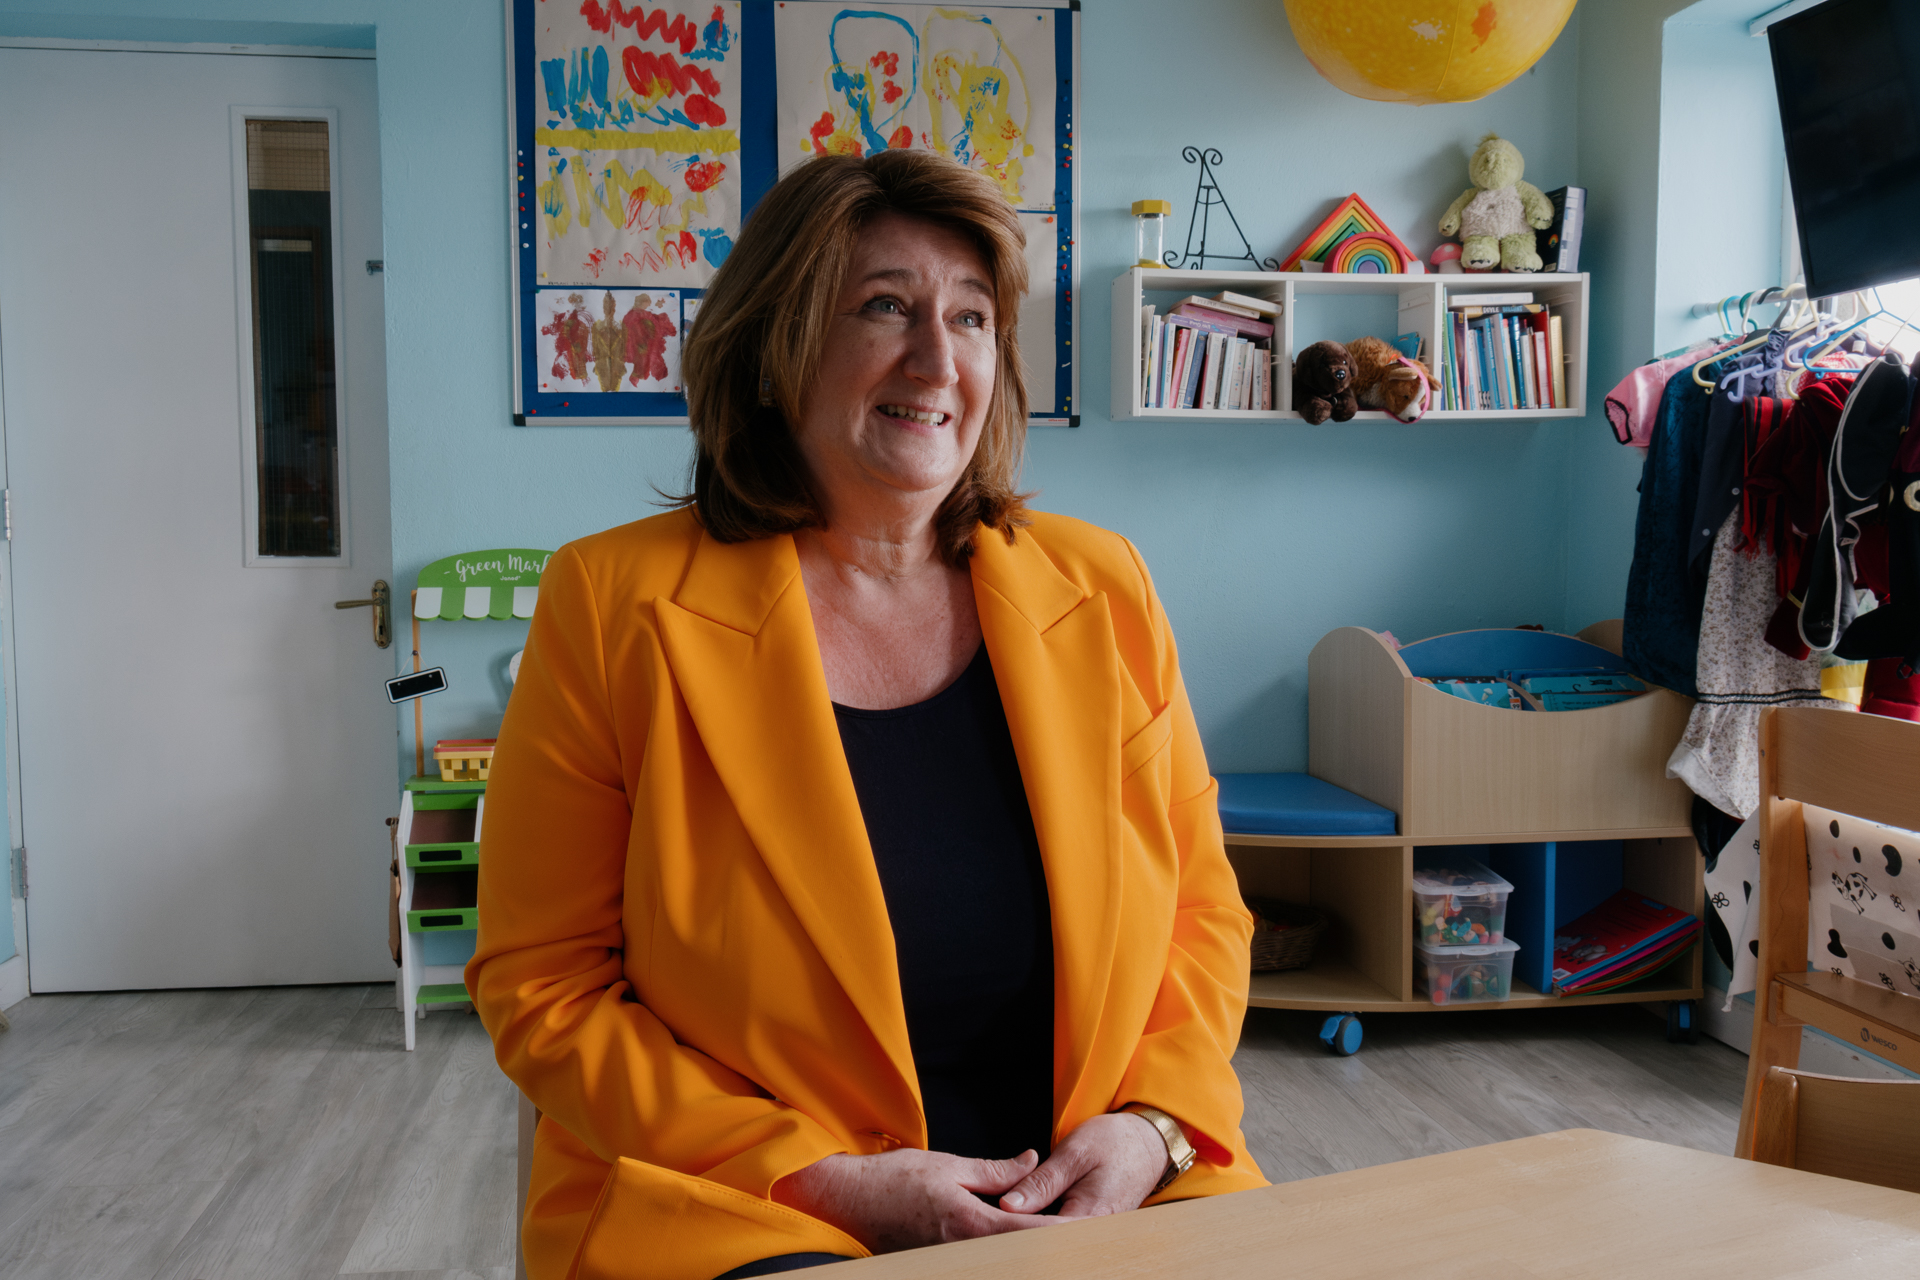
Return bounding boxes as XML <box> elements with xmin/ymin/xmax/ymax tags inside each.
<box><xmin>1415</xmin><ymin>939</ymin><xmax>1519</xmax><ymax>1005</ymax></box>
<box><xmin>1510</xmin><ymin>670</ymin><xmax>1646</xmax><ymax>711</ymax></box>
<box><xmin>1414</xmin><ymin>668</ymin><xmax>1646</xmax><ymax>712</ymax></box>
<box><xmin>1419</xmin><ymin>677</ymin><xmax>1521</xmax><ymax>708</ymax></box>
<box><xmin>1413</xmin><ymin>857</ymin><xmax>1513</xmax><ymax>946</ymax></box>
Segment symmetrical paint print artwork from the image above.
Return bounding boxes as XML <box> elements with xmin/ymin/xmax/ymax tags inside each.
<box><xmin>533</xmin><ymin>1</ymin><xmax>741</xmax><ymax>289</ymax></box>
<box><xmin>537</xmin><ymin>289</ymin><xmax>683</xmax><ymax>393</ymax></box>
<box><xmin>772</xmin><ymin>4</ymin><xmax>1054</xmax><ymax>211</ymax></box>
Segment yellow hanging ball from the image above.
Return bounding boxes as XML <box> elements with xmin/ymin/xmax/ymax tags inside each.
<box><xmin>1283</xmin><ymin>0</ymin><xmax>1577</xmax><ymax>105</ymax></box>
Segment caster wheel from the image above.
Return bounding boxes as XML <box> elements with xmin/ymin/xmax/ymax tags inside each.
<box><xmin>1319</xmin><ymin>1013</ymin><xmax>1363</xmax><ymax>1056</ymax></box>
<box><xmin>1665</xmin><ymin>1000</ymin><xmax>1699</xmax><ymax>1044</ymax></box>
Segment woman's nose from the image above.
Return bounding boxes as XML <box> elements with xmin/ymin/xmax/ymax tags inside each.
<box><xmin>902</xmin><ymin>317</ymin><xmax>960</xmax><ymax>386</ymax></box>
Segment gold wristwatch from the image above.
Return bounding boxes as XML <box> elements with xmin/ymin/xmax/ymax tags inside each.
<box><xmin>1120</xmin><ymin>1103</ymin><xmax>1196</xmax><ymax>1192</ymax></box>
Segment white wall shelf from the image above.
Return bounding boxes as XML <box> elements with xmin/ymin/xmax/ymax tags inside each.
<box><xmin>1112</xmin><ymin>267</ymin><xmax>1590</xmax><ymax>422</ymax></box>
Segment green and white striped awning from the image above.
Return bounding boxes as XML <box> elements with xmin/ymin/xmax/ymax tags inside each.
<box><xmin>413</xmin><ymin>549</ymin><xmax>553</xmax><ymax>621</ymax></box>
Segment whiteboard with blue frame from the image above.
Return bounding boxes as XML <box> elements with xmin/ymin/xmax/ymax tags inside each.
<box><xmin>508</xmin><ymin>0</ymin><xmax>1079</xmax><ymax>427</ymax></box>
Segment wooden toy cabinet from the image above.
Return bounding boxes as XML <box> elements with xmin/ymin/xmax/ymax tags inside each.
<box><xmin>1226</xmin><ymin>624</ymin><xmax>1706</xmax><ymax>1016</ymax></box>
<box><xmin>395</xmin><ymin>774</ymin><xmax>486</xmax><ymax>1051</ymax></box>
<box><xmin>1110</xmin><ymin>266</ymin><xmax>1590</xmax><ymax>422</ymax></box>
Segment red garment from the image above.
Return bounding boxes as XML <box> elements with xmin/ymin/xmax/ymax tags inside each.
<box><xmin>1863</xmin><ymin>657</ymin><xmax>1920</xmax><ymax>721</ymax></box>
<box><xmin>1743</xmin><ymin>376</ymin><xmax>1855</xmax><ymax>601</ymax></box>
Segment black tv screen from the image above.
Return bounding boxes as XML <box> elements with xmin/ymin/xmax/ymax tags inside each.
<box><xmin>1771</xmin><ymin>0</ymin><xmax>1920</xmax><ymax>298</ymax></box>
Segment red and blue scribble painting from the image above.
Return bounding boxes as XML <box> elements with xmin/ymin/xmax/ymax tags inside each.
<box><xmin>533</xmin><ymin>1</ymin><xmax>740</xmax><ymax>287</ymax></box>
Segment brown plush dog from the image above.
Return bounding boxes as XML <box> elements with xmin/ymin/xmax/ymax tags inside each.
<box><xmin>1291</xmin><ymin>340</ymin><xmax>1357</xmax><ymax>424</ymax></box>
<box><xmin>1348</xmin><ymin>336</ymin><xmax>1434</xmax><ymax>423</ymax></box>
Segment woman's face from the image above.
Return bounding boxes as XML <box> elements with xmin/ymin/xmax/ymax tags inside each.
<box><xmin>795</xmin><ymin>212</ymin><xmax>998</xmax><ymax>516</ymax></box>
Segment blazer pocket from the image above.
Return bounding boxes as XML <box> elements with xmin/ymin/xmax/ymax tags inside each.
<box><xmin>1120</xmin><ymin>703</ymin><xmax>1175</xmax><ymax>782</ymax></box>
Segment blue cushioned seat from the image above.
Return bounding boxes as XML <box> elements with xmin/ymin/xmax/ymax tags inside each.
<box><xmin>1213</xmin><ymin>772</ymin><xmax>1398</xmax><ymax>837</ymax></box>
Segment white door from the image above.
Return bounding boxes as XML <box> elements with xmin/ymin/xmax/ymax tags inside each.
<box><xmin>0</xmin><ymin>47</ymin><xmax>395</xmax><ymax>990</ymax></box>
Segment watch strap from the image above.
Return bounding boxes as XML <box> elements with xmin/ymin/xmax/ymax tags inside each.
<box><xmin>1120</xmin><ymin>1104</ymin><xmax>1196</xmax><ymax>1192</ymax></box>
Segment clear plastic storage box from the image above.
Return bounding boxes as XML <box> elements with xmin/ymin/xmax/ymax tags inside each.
<box><xmin>1413</xmin><ymin>857</ymin><xmax>1514</xmax><ymax>947</ymax></box>
<box><xmin>1415</xmin><ymin>939</ymin><xmax>1519</xmax><ymax>1004</ymax></box>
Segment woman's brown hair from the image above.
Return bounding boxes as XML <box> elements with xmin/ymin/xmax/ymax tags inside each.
<box><xmin>675</xmin><ymin>149</ymin><xmax>1031</xmax><ymax>565</ymax></box>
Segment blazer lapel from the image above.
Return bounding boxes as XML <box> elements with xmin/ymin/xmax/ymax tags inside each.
<box><xmin>970</xmin><ymin>527</ymin><xmax>1123</xmax><ymax>1124</ymax></box>
<box><xmin>654</xmin><ymin>529</ymin><xmax>920</xmax><ymax>1130</ymax></box>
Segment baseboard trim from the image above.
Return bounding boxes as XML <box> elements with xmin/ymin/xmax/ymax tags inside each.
<box><xmin>0</xmin><ymin>950</ymin><xmax>28</xmax><ymax>1013</ymax></box>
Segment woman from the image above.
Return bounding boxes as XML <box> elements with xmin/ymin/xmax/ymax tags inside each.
<box><xmin>468</xmin><ymin>150</ymin><xmax>1265</xmax><ymax>1280</ymax></box>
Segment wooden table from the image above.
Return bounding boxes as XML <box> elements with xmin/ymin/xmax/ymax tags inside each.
<box><xmin>834</xmin><ymin>1129</ymin><xmax>1920</xmax><ymax>1278</ymax></box>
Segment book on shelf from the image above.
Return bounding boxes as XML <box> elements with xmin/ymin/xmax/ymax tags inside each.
<box><xmin>1537</xmin><ymin>185</ymin><xmax>1586</xmax><ymax>272</ymax></box>
<box><xmin>1199</xmin><ymin>333</ymin><xmax>1225</xmax><ymax>409</ymax></box>
<box><xmin>1448</xmin><ymin>291</ymin><xmax>1535</xmax><ymax>308</ymax></box>
<box><xmin>1452</xmin><ymin>302</ymin><xmax>1545</xmax><ymax>319</ymax></box>
<box><xmin>1180</xmin><ymin>328</ymin><xmax>1206</xmax><ymax>407</ymax></box>
<box><xmin>1179</xmin><ymin>293</ymin><xmax>1260</xmax><ymax>319</ymax></box>
<box><xmin>1550</xmin><ymin>890</ymin><xmax>1701</xmax><ymax>996</ymax></box>
<box><xmin>1138</xmin><ymin>303</ymin><xmax>1275</xmax><ymax>412</ymax></box>
<box><xmin>1556</xmin><ymin>928</ymin><xmax>1698</xmax><ymax>996</ymax></box>
<box><xmin>1212</xmin><ymin>289</ymin><xmax>1282</xmax><ymax>319</ymax></box>
<box><xmin>1438</xmin><ymin>293</ymin><xmax>1567</xmax><ymax>412</ymax></box>
<box><xmin>1543</xmin><ymin>314</ymin><xmax>1559</xmax><ymax>404</ymax></box>
<box><xmin>1172</xmin><ymin>300</ymin><xmax>1274</xmax><ymax>340</ymax></box>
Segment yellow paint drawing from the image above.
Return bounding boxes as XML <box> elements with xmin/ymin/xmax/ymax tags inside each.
<box><xmin>926</xmin><ymin>50</ymin><xmax>1030</xmax><ymax>201</ymax></box>
<box><xmin>535</xmin><ymin>126</ymin><xmax>741</xmax><ymax>155</ymax></box>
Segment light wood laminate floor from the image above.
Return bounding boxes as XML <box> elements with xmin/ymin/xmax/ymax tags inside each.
<box><xmin>0</xmin><ymin>987</ymin><xmax>1747</xmax><ymax>1278</ymax></box>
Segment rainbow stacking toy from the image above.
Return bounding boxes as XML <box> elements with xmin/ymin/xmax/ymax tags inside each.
<box><xmin>1277</xmin><ymin>193</ymin><xmax>1417</xmax><ymax>273</ymax></box>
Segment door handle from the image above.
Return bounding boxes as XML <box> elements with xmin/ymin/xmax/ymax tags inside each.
<box><xmin>335</xmin><ymin>579</ymin><xmax>393</xmax><ymax>649</ymax></box>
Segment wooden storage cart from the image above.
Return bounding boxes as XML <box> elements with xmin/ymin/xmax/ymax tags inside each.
<box><xmin>1228</xmin><ymin>623</ymin><xmax>1706</xmax><ymax>1034</ymax></box>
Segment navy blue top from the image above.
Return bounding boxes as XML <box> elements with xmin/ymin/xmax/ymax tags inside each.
<box><xmin>832</xmin><ymin>644</ymin><xmax>1055</xmax><ymax>1161</ymax></box>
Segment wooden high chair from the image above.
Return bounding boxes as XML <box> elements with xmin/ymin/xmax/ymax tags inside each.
<box><xmin>1749</xmin><ymin>1065</ymin><xmax>1920</xmax><ymax>1192</ymax></box>
<box><xmin>1737</xmin><ymin>706</ymin><xmax>1920</xmax><ymax>1160</ymax></box>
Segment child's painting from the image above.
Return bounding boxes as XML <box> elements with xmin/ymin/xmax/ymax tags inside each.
<box><xmin>537</xmin><ymin>289</ymin><xmax>683</xmax><ymax>393</ymax></box>
<box><xmin>773</xmin><ymin>4</ymin><xmax>1055</xmax><ymax>212</ymax></box>
<box><xmin>532</xmin><ymin>1</ymin><xmax>741</xmax><ymax>289</ymax></box>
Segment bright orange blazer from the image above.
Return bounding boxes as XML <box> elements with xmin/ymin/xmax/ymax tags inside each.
<box><xmin>467</xmin><ymin>506</ymin><xmax>1266</xmax><ymax>1280</ymax></box>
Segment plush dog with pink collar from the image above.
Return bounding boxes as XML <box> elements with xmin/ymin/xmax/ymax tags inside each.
<box><xmin>1347</xmin><ymin>335</ymin><xmax>1435</xmax><ymax>423</ymax></box>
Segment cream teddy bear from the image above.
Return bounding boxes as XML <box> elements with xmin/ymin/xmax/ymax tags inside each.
<box><xmin>1439</xmin><ymin>134</ymin><xmax>1554</xmax><ymax>272</ymax></box>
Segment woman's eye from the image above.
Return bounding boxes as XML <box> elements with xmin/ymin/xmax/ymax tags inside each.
<box><xmin>957</xmin><ymin>311</ymin><xmax>987</xmax><ymax>329</ymax></box>
<box><xmin>865</xmin><ymin>296</ymin><xmax>904</xmax><ymax>315</ymax></box>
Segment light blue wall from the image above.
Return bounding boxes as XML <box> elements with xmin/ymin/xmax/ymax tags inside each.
<box><xmin>1561</xmin><ymin>0</ymin><xmax>1699</xmax><ymax>632</ymax></box>
<box><xmin>1054</xmin><ymin>0</ymin><xmax>1584</xmax><ymax>769</ymax></box>
<box><xmin>1656</xmin><ymin>1</ymin><xmax>1786</xmax><ymax>357</ymax></box>
<box><xmin>0</xmin><ymin>0</ymin><xmax>1730</xmax><ymax>784</ymax></box>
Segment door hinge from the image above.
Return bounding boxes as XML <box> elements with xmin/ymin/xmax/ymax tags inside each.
<box><xmin>8</xmin><ymin>846</ymin><xmax>22</xmax><ymax>900</ymax></box>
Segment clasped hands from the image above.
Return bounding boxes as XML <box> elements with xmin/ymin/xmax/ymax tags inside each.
<box><xmin>772</xmin><ymin>1111</ymin><xmax>1170</xmax><ymax>1254</ymax></box>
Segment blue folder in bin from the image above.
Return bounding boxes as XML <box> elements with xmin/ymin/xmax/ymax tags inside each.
<box><xmin>1214</xmin><ymin>773</ymin><xmax>1398</xmax><ymax>837</ymax></box>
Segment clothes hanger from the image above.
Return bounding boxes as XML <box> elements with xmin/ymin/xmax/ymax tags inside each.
<box><xmin>1800</xmin><ymin>290</ymin><xmax>1913</xmax><ymax>367</ymax></box>
<box><xmin>1693</xmin><ymin>327</ymin><xmax>1772</xmax><ymax>388</ymax></box>
<box><xmin>1689</xmin><ymin>284</ymin><xmax>1811</xmax><ymax>387</ymax></box>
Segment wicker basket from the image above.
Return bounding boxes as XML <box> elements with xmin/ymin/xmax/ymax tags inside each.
<box><xmin>1246</xmin><ymin>899</ymin><xmax>1326</xmax><ymax>972</ymax></box>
